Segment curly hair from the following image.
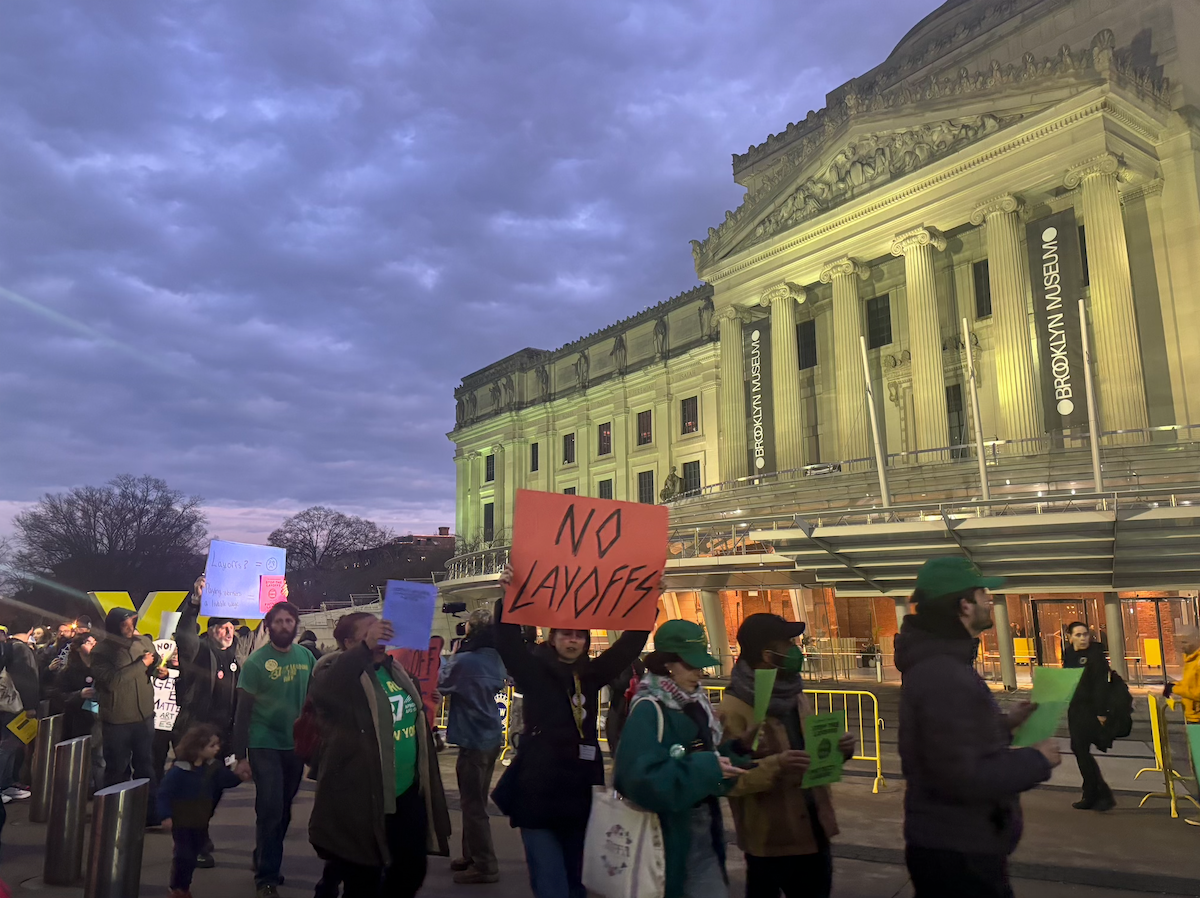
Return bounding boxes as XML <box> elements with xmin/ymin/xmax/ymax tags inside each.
<box><xmin>175</xmin><ymin>723</ymin><xmax>222</xmax><ymax>765</ymax></box>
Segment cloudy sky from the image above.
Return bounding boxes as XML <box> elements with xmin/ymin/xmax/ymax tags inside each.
<box><xmin>0</xmin><ymin>0</ymin><xmax>937</xmax><ymax>543</ymax></box>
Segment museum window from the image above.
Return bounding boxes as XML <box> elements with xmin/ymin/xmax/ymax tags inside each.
<box><xmin>598</xmin><ymin>478</ymin><xmax>613</xmax><ymax>500</ymax></box>
<box><xmin>530</xmin><ymin>442</ymin><xmax>539</xmax><ymax>472</ymax></box>
<box><xmin>598</xmin><ymin>421</ymin><xmax>612</xmax><ymax>456</ymax></box>
<box><xmin>637</xmin><ymin>410</ymin><xmax>653</xmax><ymax>445</ymax></box>
<box><xmin>797</xmin><ymin>319</ymin><xmax>817</xmax><ymax>370</ymax></box>
<box><xmin>682</xmin><ymin>460</ymin><xmax>701</xmax><ymax>495</ymax></box>
<box><xmin>946</xmin><ymin>384</ymin><xmax>968</xmax><ymax>459</ymax></box>
<box><xmin>482</xmin><ymin>502</ymin><xmax>494</xmax><ymax>542</ymax></box>
<box><xmin>866</xmin><ymin>294</ymin><xmax>892</xmax><ymax>349</ymax></box>
<box><xmin>637</xmin><ymin>470</ymin><xmax>655</xmax><ymax>504</ymax></box>
<box><xmin>563</xmin><ymin>433</ymin><xmax>576</xmax><ymax>464</ymax></box>
<box><xmin>973</xmin><ymin>260</ymin><xmax>992</xmax><ymax>319</ymax></box>
<box><xmin>484</xmin><ymin>453</ymin><xmax>495</xmax><ymax>483</ymax></box>
<box><xmin>1079</xmin><ymin>225</ymin><xmax>1090</xmax><ymax>286</ymax></box>
<box><xmin>680</xmin><ymin>396</ymin><xmax>698</xmax><ymax>434</ymax></box>
<box><xmin>563</xmin><ymin>487</ymin><xmax>576</xmax><ymax>495</ymax></box>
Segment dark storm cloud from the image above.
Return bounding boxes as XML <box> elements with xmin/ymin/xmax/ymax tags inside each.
<box><xmin>0</xmin><ymin>0</ymin><xmax>936</xmax><ymax>539</ymax></box>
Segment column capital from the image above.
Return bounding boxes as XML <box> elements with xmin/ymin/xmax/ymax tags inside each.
<box><xmin>819</xmin><ymin>256</ymin><xmax>869</xmax><ymax>284</ymax></box>
<box><xmin>1064</xmin><ymin>152</ymin><xmax>1122</xmax><ymax>190</ymax></box>
<box><xmin>890</xmin><ymin>226</ymin><xmax>947</xmax><ymax>257</ymax></box>
<box><xmin>969</xmin><ymin>194</ymin><xmax>1023</xmax><ymax>226</ymax></box>
<box><xmin>717</xmin><ymin>306</ymin><xmax>747</xmax><ymax>324</ymax></box>
<box><xmin>759</xmin><ymin>281</ymin><xmax>807</xmax><ymax>308</ymax></box>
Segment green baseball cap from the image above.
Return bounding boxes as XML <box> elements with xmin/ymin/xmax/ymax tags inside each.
<box><xmin>915</xmin><ymin>556</ymin><xmax>1005</xmax><ymax>599</ymax></box>
<box><xmin>653</xmin><ymin>619</ymin><xmax>721</xmax><ymax>670</ymax></box>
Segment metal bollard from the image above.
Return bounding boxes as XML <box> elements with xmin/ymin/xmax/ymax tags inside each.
<box><xmin>85</xmin><ymin>778</ymin><xmax>150</xmax><ymax>898</ymax></box>
<box><xmin>44</xmin><ymin>735</ymin><xmax>92</xmax><ymax>885</ymax></box>
<box><xmin>29</xmin><ymin>712</ymin><xmax>63</xmax><ymax>823</ymax></box>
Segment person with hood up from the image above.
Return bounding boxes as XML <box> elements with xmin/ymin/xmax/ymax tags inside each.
<box><xmin>1062</xmin><ymin>621</ymin><xmax>1115</xmax><ymax>811</ymax></box>
<box><xmin>717</xmin><ymin>613</ymin><xmax>855</xmax><ymax>898</ymax></box>
<box><xmin>307</xmin><ymin>612</ymin><xmax>450</xmax><ymax>898</ymax></box>
<box><xmin>48</xmin><ymin>632</ymin><xmax>104</xmax><ymax>792</ymax></box>
<box><xmin>493</xmin><ymin>565</ymin><xmax>650</xmax><ymax>898</ymax></box>
<box><xmin>439</xmin><ymin>607</ymin><xmax>508</xmax><ymax>884</ymax></box>
<box><xmin>614</xmin><ymin>620</ymin><xmax>746</xmax><ymax>898</ymax></box>
<box><xmin>896</xmin><ymin>557</ymin><xmax>1060</xmax><ymax>898</ymax></box>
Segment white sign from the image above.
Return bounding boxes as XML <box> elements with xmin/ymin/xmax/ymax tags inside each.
<box><xmin>201</xmin><ymin>539</ymin><xmax>287</xmax><ymax>619</ymax></box>
<box><xmin>153</xmin><ymin>638</ymin><xmax>180</xmax><ymax>732</ymax></box>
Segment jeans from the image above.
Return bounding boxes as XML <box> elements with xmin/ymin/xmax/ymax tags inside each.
<box><xmin>171</xmin><ymin>826</ymin><xmax>207</xmax><ymax>890</ymax></box>
<box><xmin>315</xmin><ymin>784</ymin><xmax>429</xmax><ymax>898</ymax></box>
<box><xmin>102</xmin><ymin>716</ymin><xmax>157</xmax><ymax>822</ymax></box>
<box><xmin>683</xmin><ymin>804</ymin><xmax>727</xmax><ymax>898</ymax></box>
<box><xmin>248</xmin><ymin>747</ymin><xmax>304</xmax><ymax>888</ymax></box>
<box><xmin>520</xmin><ymin>826</ymin><xmax>586</xmax><ymax>898</ymax></box>
<box><xmin>744</xmin><ymin>850</ymin><xmax>832</xmax><ymax>898</ymax></box>
<box><xmin>457</xmin><ymin>746</ymin><xmax>500</xmax><ymax>874</ymax></box>
<box><xmin>906</xmin><ymin>846</ymin><xmax>1014</xmax><ymax>898</ymax></box>
<box><xmin>0</xmin><ymin>711</ymin><xmax>24</xmax><ymax>791</ymax></box>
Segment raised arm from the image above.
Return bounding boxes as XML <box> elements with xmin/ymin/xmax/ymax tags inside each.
<box><xmin>589</xmin><ymin>628</ymin><xmax>650</xmax><ymax>685</ymax></box>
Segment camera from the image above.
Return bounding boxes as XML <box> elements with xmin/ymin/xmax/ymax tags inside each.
<box><xmin>442</xmin><ymin>602</ymin><xmax>467</xmax><ymax>615</ymax></box>
<box><xmin>455</xmin><ymin>621</ymin><xmax>468</xmax><ymax>636</ymax></box>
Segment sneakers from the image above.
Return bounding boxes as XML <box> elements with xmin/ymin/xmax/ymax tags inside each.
<box><xmin>2</xmin><ymin>786</ymin><xmax>31</xmax><ymax>800</ymax></box>
<box><xmin>195</xmin><ymin>851</ymin><xmax>215</xmax><ymax>868</ymax></box>
<box><xmin>256</xmin><ymin>886</ymin><xmax>280</xmax><ymax>898</ymax></box>
<box><xmin>453</xmin><ymin>868</ymin><xmax>500</xmax><ymax>885</ymax></box>
<box><xmin>451</xmin><ymin>857</ymin><xmax>472</xmax><ymax>872</ymax></box>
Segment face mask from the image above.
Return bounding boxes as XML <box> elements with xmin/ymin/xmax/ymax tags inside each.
<box><xmin>766</xmin><ymin>645</ymin><xmax>804</xmax><ymax>675</ymax></box>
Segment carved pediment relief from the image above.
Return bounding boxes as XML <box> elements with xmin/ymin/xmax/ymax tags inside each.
<box><xmin>691</xmin><ymin>31</ymin><xmax>1169</xmax><ymax>273</ymax></box>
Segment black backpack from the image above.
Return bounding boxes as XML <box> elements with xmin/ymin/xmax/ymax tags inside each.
<box><xmin>1106</xmin><ymin>670</ymin><xmax>1134</xmax><ymax>739</ymax></box>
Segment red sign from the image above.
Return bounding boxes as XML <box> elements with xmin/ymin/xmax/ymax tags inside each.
<box><xmin>503</xmin><ymin>489</ymin><xmax>667</xmax><ymax>632</ymax></box>
<box><xmin>258</xmin><ymin>575</ymin><xmax>287</xmax><ymax>613</ymax></box>
<box><xmin>390</xmin><ymin>635</ymin><xmax>445</xmax><ymax>727</ymax></box>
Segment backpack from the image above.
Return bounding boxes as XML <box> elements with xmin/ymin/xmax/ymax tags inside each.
<box><xmin>1105</xmin><ymin>670</ymin><xmax>1133</xmax><ymax>739</ymax></box>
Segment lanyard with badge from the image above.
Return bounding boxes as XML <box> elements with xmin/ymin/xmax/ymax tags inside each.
<box><xmin>570</xmin><ymin>674</ymin><xmax>597</xmax><ymax>762</ymax></box>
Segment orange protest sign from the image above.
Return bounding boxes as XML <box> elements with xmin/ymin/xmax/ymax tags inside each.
<box><xmin>503</xmin><ymin>489</ymin><xmax>667</xmax><ymax>631</ymax></box>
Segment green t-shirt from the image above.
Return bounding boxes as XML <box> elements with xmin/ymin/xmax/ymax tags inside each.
<box><xmin>240</xmin><ymin>643</ymin><xmax>315</xmax><ymax>750</ymax></box>
<box><xmin>375</xmin><ymin>666</ymin><xmax>419</xmax><ymax>796</ymax></box>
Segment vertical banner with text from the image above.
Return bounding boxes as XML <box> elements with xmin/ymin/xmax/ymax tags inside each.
<box><xmin>503</xmin><ymin>489</ymin><xmax>667</xmax><ymax>632</ymax></box>
<box><xmin>1026</xmin><ymin>209</ymin><xmax>1087</xmax><ymax>433</ymax></box>
<box><xmin>744</xmin><ymin>317</ymin><xmax>776</xmax><ymax>475</ymax></box>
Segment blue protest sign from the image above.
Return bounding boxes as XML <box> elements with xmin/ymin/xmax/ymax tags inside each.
<box><xmin>382</xmin><ymin>580</ymin><xmax>438</xmax><ymax>650</ymax></box>
<box><xmin>201</xmin><ymin>539</ymin><xmax>287</xmax><ymax>619</ymax></box>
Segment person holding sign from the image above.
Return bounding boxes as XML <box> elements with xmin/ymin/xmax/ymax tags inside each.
<box><xmin>493</xmin><ymin>564</ymin><xmax>650</xmax><ymax>898</ymax></box>
<box><xmin>716</xmin><ymin>613</ymin><xmax>855</xmax><ymax>898</ymax></box>
<box><xmin>613</xmin><ymin>620</ymin><xmax>747</xmax><ymax>898</ymax></box>
<box><xmin>1063</xmin><ymin>622</ymin><xmax>1116</xmax><ymax>812</ymax></box>
<box><xmin>48</xmin><ymin>633</ymin><xmax>104</xmax><ymax>793</ymax></box>
<box><xmin>896</xmin><ymin>557</ymin><xmax>1060</xmax><ymax>898</ymax></box>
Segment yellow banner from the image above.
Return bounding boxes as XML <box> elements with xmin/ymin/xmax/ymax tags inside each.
<box><xmin>7</xmin><ymin>711</ymin><xmax>38</xmax><ymax>744</ymax></box>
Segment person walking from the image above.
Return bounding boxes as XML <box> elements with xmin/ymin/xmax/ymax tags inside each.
<box><xmin>48</xmin><ymin>633</ymin><xmax>104</xmax><ymax>792</ymax></box>
<box><xmin>0</xmin><ymin>629</ymin><xmax>38</xmax><ymax>803</ymax></box>
<box><xmin>717</xmin><ymin>613</ymin><xmax>855</xmax><ymax>898</ymax></box>
<box><xmin>1164</xmin><ymin>626</ymin><xmax>1200</xmax><ymax>723</ymax></box>
<box><xmin>308</xmin><ymin>612</ymin><xmax>450</xmax><ymax>898</ymax></box>
<box><xmin>1062</xmin><ymin>621</ymin><xmax>1116</xmax><ymax>811</ymax></box>
<box><xmin>493</xmin><ymin>566</ymin><xmax>650</xmax><ymax>898</ymax></box>
<box><xmin>896</xmin><ymin>557</ymin><xmax>1060</xmax><ymax>898</ymax></box>
<box><xmin>92</xmin><ymin>608</ymin><xmax>167</xmax><ymax>818</ymax></box>
<box><xmin>438</xmin><ymin>608</ymin><xmax>507</xmax><ymax>884</ymax></box>
<box><xmin>614</xmin><ymin>620</ymin><xmax>745</xmax><ymax>898</ymax></box>
<box><xmin>232</xmin><ymin>602</ymin><xmax>314</xmax><ymax>898</ymax></box>
<box><xmin>158</xmin><ymin>723</ymin><xmax>249</xmax><ymax>898</ymax></box>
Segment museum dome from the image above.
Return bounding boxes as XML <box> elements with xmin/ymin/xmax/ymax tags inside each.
<box><xmin>885</xmin><ymin>0</ymin><xmax>983</xmax><ymax>62</ymax></box>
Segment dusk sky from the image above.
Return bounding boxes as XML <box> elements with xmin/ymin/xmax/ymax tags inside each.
<box><xmin>0</xmin><ymin>0</ymin><xmax>937</xmax><ymax>543</ymax></box>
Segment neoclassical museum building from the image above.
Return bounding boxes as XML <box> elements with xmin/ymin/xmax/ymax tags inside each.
<box><xmin>442</xmin><ymin>0</ymin><xmax>1200</xmax><ymax>687</ymax></box>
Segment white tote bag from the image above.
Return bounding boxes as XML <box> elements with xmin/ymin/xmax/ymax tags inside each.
<box><xmin>582</xmin><ymin>700</ymin><xmax>666</xmax><ymax>898</ymax></box>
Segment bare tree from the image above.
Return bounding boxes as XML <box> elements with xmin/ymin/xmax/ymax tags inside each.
<box><xmin>11</xmin><ymin>474</ymin><xmax>208</xmax><ymax>603</ymax></box>
<box><xmin>268</xmin><ymin>506</ymin><xmax>393</xmax><ymax>571</ymax></box>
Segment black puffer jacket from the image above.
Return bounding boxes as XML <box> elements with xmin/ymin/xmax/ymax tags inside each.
<box><xmin>1064</xmin><ymin>641</ymin><xmax>1112</xmax><ymax>751</ymax></box>
<box><xmin>896</xmin><ymin>614</ymin><xmax>1051</xmax><ymax>856</ymax></box>
<box><xmin>494</xmin><ymin>601</ymin><xmax>648</xmax><ymax>830</ymax></box>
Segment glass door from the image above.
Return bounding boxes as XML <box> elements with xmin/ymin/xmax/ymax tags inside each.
<box><xmin>1120</xmin><ymin>596</ymin><xmax>1200</xmax><ymax>684</ymax></box>
<box><xmin>1031</xmin><ymin>598</ymin><xmax>1101</xmax><ymax>667</ymax></box>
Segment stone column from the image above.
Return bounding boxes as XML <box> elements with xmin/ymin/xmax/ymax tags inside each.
<box><xmin>761</xmin><ymin>282</ymin><xmax>808</xmax><ymax>472</ymax></box>
<box><xmin>971</xmin><ymin>196</ymin><xmax>1041</xmax><ymax>448</ymax></box>
<box><xmin>1065</xmin><ymin>154</ymin><xmax>1149</xmax><ymax>440</ymax></box>
<box><xmin>718</xmin><ymin>308</ymin><xmax>748</xmax><ymax>483</ymax></box>
<box><xmin>1103</xmin><ymin>592</ymin><xmax>1128</xmax><ymax>680</ymax></box>
<box><xmin>892</xmin><ymin>227</ymin><xmax>949</xmax><ymax>458</ymax></box>
<box><xmin>820</xmin><ymin>257</ymin><xmax>871</xmax><ymax>466</ymax></box>
<box><xmin>991</xmin><ymin>595</ymin><xmax>1018</xmax><ymax>691</ymax></box>
<box><xmin>699</xmin><ymin>588</ymin><xmax>733</xmax><ymax>677</ymax></box>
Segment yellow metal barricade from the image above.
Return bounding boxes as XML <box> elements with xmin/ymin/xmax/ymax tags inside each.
<box><xmin>435</xmin><ymin>687</ymin><xmax>516</xmax><ymax>764</ymax></box>
<box><xmin>1137</xmin><ymin>693</ymin><xmax>1199</xmax><ymax>818</ymax></box>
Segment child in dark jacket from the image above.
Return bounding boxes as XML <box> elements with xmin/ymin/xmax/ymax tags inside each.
<box><xmin>157</xmin><ymin>723</ymin><xmax>248</xmax><ymax>898</ymax></box>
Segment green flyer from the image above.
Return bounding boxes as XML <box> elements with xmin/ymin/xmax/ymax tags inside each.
<box><xmin>1186</xmin><ymin>725</ymin><xmax>1200</xmax><ymax>776</ymax></box>
<box><xmin>751</xmin><ymin>667</ymin><xmax>777</xmax><ymax>750</ymax></box>
<box><xmin>801</xmin><ymin>711</ymin><xmax>847</xmax><ymax>788</ymax></box>
<box><xmin>1012</xmin><ymin>666</ymin><xmax>1084</xmax><ymax>747</ymax></box>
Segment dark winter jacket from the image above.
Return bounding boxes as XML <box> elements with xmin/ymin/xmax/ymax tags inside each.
<box><xmin>493</xmin><ymin>601</ymin><xmax>649</xmax><ymax>830</ymax></box>
<box><xmin>2</xmin><ymin>639</ymin><xmax>40</xmax><ymax>712</ymax></box>
<box><xmin>173</xmin><ymin>592</ymin><xmax>259</xmax><ymax>670</ymax></box>
<box><xmin>308</xmin><ymin>644</ymin><xmax>451</xmax><ymax>868</ymax></box>
<box><xmin>172</xmin><ymin>639</ymin><xmax>239</xmax><ymax>743</ymax></box>
<box><xmin>1064</xmin><ymin>641</ymin><xmax>1113</xmax><ymax>751</ymax></box>
<box><xmin>48</xmin><ymin>655</ymin><xmax>99</xmax><ymax>739</ymax></box>
<box><xmin>92</xmin><ymin>611</ymin><xmax>160</xmax><ymax>726</ymax></box>
<box><xmin>156</xmin><ymin>760</ymin><xmax>242</xmax><ymax>829</ymax></box>
<box><xmin>895</xmin><ymin>614</ymin><xmax>1051</xmax><ymax>856</ymax></box>
<box><xmin>437</xmin><ymin>629</ymin><xmax>507</xmax><ymax>751</ymax></box>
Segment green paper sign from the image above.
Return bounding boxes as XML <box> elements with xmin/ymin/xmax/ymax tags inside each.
<box><xmin>1186</xmin><ymin>725</ymin><xmax>1200</xmax><ymax>777</ymax></box>
<box><xmin>1012</xmin><ymin>666</ymin><xmax>1084</xmax><ymax>747</ymax></box>
<box><xmin>801</xmin><ymin>711</ymin><xmax>846</xmax><ymax>788</ymax></box>
<box><xmin>753</xmin><ymin>667</ymin><xmax>777</xmax><ymax>723</ymax></box>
